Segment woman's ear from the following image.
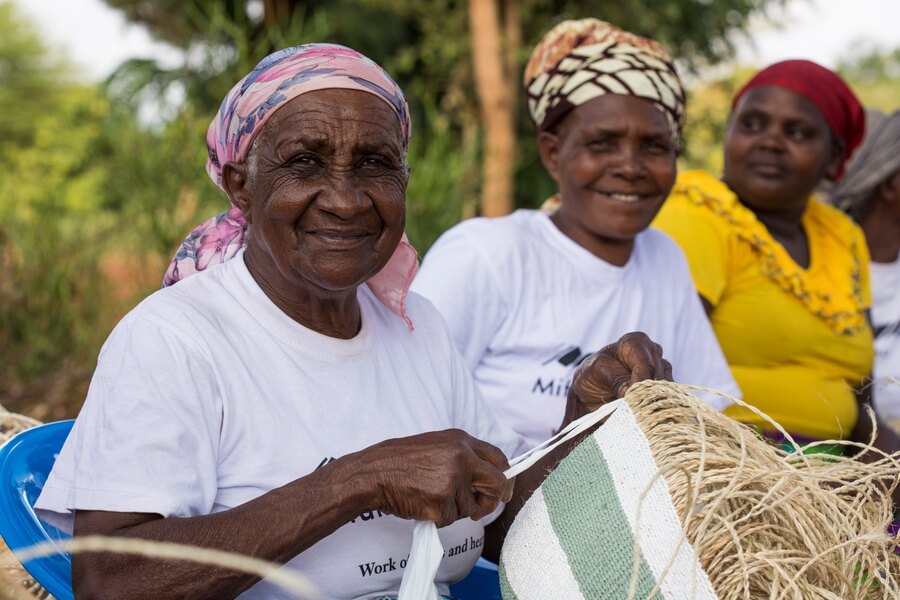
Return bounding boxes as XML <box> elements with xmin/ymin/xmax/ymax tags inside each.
<box><xmin>876</xmin><ymin>170</ymin><xmax>900</xmax><ymax>205</ymax></box>
<box><xmin>869</xmin><ymin>171</ymin><xmax>900</xmax><ymax>223</ymax></box>
<box><xmin>222</xmin><ymin>162</ymin><xmax>253</xmax><ymax>224</ymax></box>
<box><xmin>825</xmin><ymin>137</ymin><xmax>847</xmax><ymax>180</ymax></box>
<box><xmin>537</xmin><ymin>131</ymin><xmax>562</xmax><ymax>184</ymax></box>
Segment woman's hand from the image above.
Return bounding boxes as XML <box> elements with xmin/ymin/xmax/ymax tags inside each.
<box><xmin>357</xmin><ymin>430</ymin><xmax>514</xmax><ymax>528</ymax></box>
<box><xmin>567</xmin><ymin>331</ymin><xmax>673</xmax><ymax>417</ymax></box>
<box><xmin>485</xmin><ymin>333</ymin><xmax>673</xmax><ymax>561</ymax></box>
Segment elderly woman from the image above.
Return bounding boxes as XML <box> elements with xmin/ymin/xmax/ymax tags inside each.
<box><xmin>831</xmin><ymin>109</ymin><xmax>900</xmax><ymax>421</ymax></box>
<box><xmin>34</xmin><ymin>44</ymin><xmax>669</xmax><ymax>599</ymax></box>
<box><xmin>653</xmin><ymin>61</ymin><xmax>900</xmax><ymax>460</ymax></box>
<box><xmin>410</xmin><ymin>19</ymin><xmax>738</xmax><ymax>449</ymax></box>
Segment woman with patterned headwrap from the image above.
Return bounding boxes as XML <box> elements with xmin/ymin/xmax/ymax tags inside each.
<box><xmin>34</xmin><ymin>43</ymin><xmax>672</xmax><ymax>599</ymax></box>
<box><xmin>831</xmin><ymin>109</ymin><xmax>900</xmax><ymax>421</ymax></box>
<box><xmin>654</xmin><ymin>61</ymin><xmax>900</xmax><ymax>462</ymax></box>
<box><xmin>412</xmin><ymin>19</ymin><xmax>738</xmax><ymax>450</ymax></box>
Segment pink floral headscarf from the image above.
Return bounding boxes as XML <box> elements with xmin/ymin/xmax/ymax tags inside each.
<box><xmin>163</xmin><ymin>44</ymin><xmax>419</xmax><ymax>329</ymax></box>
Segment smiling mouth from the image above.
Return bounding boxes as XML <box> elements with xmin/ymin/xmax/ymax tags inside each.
<box><xmin>307</xmin><ymin>229</ymin><xmax>375</xmax><ymax>247</ymax></box>
<box><xmin>748</xmin><ymin>163</ymin><xmax>786</xmax><ymax>177</ymax></box>
<box><xmin>597</xmin><ymin>191</ymin><xmax>656</xmax><ymax>203</ymax></box>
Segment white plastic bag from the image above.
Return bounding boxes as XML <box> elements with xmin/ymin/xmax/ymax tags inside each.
<box><xmin>396</xmin><ymin>520</ymin><xmax>442</xmax><ymax>600</ymax></box>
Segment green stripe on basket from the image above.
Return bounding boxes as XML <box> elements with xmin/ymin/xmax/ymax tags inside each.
<box><xmin>498</xmin><ymin>562</ymin><xmax>517</xmax><ymax>600</ymax></box>
<box><xmin>540</xmin><ymin>434</ymin><xmax>662</xmax><ymax>599</ymax></box>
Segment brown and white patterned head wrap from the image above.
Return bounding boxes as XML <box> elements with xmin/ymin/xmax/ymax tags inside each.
<box><xmin>524</xmin><ymin>18</ymin><xmax>685</xmax><ymax>140</ymax></box>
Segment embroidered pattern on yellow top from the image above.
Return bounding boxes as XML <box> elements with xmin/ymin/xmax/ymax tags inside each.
<box><xmin>674</xmin><ymin>171</ymin><xmax>867</xmax><ymax>335</ymax></box>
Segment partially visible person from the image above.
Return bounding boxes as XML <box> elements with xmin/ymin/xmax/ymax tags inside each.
<box><xmin>34</xmin><ymin>44</ymin><xmax>673</xmax><ymax>600</ymax></box>
<box><xmin>831</xmin><ymin>109</ymin><xmax>900</xmax><ymax>421</ymax></box>
<box><xmin>411</xmin><ymin>19</ymin><xmax>738</xmax><ymax>450</ymax></box>
<box><xmin>654</xmin><ymin>60</ymin><xmax>899</xmax><ymax>460</ymax></box>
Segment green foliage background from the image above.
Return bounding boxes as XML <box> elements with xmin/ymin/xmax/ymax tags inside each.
<box><xmin>1</xmin><ymin>0</ymin><xmax>898</xmax><ymax>417</ymax></box>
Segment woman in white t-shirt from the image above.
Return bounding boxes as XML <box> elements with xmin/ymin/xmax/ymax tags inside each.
<box><xmin>831</xmin><ymin>109</ymin><xmax>900</xmax><ymax>420</ymax></box>
<box><xmin>35</xmin><ymin>44</ymin><xmax>673</xmax><ymax>600</ymax></box>
<box><xmin>412</xmin><ymin>19</ymin><xmax>739</xmax><ymax>449</ymax></box>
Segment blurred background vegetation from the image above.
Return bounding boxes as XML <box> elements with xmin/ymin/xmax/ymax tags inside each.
<box><xmin>1</xmin><ymin>0</ymin><xmax>898</xmax><ymax>419</ymax></box>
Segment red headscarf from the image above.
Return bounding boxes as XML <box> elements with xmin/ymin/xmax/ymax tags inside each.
<box><xmin>732</xmin><ymin>59</ymin><xmax>865</xmax><ymax>180</ymax></box>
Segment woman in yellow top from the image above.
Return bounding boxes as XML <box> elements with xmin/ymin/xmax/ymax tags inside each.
<box><xmin>655</xmin><ymin>60</ymin><xmax>899</xmax><ymax>455</ymax></box>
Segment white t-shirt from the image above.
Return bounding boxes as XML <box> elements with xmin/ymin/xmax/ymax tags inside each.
<box><xmin>35</xmin><ymin>252</ymin><xmax>524</xmax><ymax>600</ymax></box>
<box><xmin>412</xmin><ymin>210</ymin><xmax>739</xmax><ymax>448</ymax></box>
<box><xmin>871</xmin><ymin>258</ymin><xmax>900</xmax><ymax>419</ymax></box>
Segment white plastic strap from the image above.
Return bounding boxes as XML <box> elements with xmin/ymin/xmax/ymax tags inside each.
<box><xmin>503</xmin><ymin>399</ymin><xmax>624</xmax><ymax>478</ymax></box>
<box><xmin>397</xmin><ymin>399</ymin><xmax>624</xmax><ymax>599</ymax></box>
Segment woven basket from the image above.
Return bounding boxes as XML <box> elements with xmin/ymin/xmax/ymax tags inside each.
<box><xmin>499</xmin><ymin>381</ymin><xmax>900</xmax><ymax>599</ymax></box>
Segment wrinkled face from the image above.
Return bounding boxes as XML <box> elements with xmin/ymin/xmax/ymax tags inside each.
<box><xmin>540</xmin><ymin>94</ymin><xmax>677</xmax><ymax>260</ymax></box>
<box><xmin>228</xmin><ymin>89</ymin><xmax>408</xmax><ymax>294</ymax></box>
<box><xmin>723</xmin><ymin>85</ymin><xmax>841</xmax><ymax>213</ymax></box>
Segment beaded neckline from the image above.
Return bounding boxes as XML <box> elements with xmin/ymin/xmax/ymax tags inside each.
<box><xmin>675</xmin><ymin>171</ymin><xmax>867</xmax><ymax>335</ymax></box>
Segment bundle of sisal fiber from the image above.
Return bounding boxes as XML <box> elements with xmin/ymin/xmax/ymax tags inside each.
<box><xmin>499</xmin><ymin>380</ymin><xmax>900</xmax><ymax>599</ymax></box>
<box><xmin>0</xmin><ymin>406</ymin><xmax>41</xmax><ymax>446</ymax></box>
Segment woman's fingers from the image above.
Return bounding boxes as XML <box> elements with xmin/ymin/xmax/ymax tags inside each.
<box><xmin>442</xmin><ymin>440</ymin><xmax>509</xmax><ymax>524</ymax></box>
<box><xmin>574</xmin><ymin>332</ymin><xmax>672</xmax><ymax>407</ymax></box>
<box><xmin>469</xmin><ymin>438</ymin><xmax>514</xmax><ymax>504</ymax></box>
<box><xmin>660</xmin><ymin>358</ymin><xmax>674</xmax><ymax>381</ymax></box>
<box><xmin>470</xmin><ymin>489</ymin><xmax>503</xmax><ymax>522</ymax></box>
<box><xmin>370</xmin><ymin>431</ymin><xmax>512</xmax><ymax>526</ymax></box>
<box><xmin>618</xmin><ymin>333</ymin><xmax>662</xmax><ymax>379</ymax></box>
<box><xmin>469</xmin><ymin>437</ymin><xmax>511</xmax><ymax>471</ymax></box>
<box><xmin>454</xmin><ymin>486</ymin><xmax>477</xmax><ymax>525</ymax></box>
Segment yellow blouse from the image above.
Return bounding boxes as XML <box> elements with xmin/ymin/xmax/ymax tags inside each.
<box><xmin>653</xmin><ymin>171</ymin><xmax>874</xmax><ymax>440</ymax></box>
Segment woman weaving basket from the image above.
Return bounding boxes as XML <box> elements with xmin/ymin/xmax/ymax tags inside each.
<box><xmin>33</xmin><ymin>44</ymin><xmax>673</xmax><ymax>599</ymax></box>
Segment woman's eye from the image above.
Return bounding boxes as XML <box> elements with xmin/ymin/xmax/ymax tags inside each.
<box><xmin>787</xmin><ymin>127</ymin><xmax>813</xmax><ymax>141</ymax></box>
<box><xmin>740</xmin><ymin>117</ymin><xmax>763</xmax><ymax>132</ymax></box>
<box><xmin>644</xmin><ymin>141</ymin><xmax>672</xmax><ymax>155</ymax></box>
<box><xmin>587</xmin><ymin>139</ymin><xmax>615</xmax><ymax>151</ymax></box>
<box><xmin>360</xmin><ymin>156</ymin><xmax>396</xmax><ymax>172</ymax></box>
<box><xmin>291</xmin><ymin>154</ymin><xmax>320</xmax><ymax>168</ymax></box>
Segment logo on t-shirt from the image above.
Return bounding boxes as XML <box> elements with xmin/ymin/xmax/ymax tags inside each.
<box><xmin>874</xmin><ymin>320</ymin><xmax>900</xmax><ymax>340</ymax></box>
<box><xmin>874</xmin><ymin>320</ymin><xmax>900</xmax><ymax>360</ymax></box>
<box><xmin>316</xmin><ymin>456</ymin><xmax>338</xmax><ymax>470</ymax></box>
<box><xmin>532</xmin><ymin>345</ymin><xmax>593</xmax><ymax>398</ymax></box>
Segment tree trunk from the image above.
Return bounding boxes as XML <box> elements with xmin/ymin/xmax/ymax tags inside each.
<box><xmin>469</xmin><ymin>0</ymin><xmax>515</xmax><ymax>217</ymax></box>
<box><xmin>263</xmin><ymin>0</ymin><xmax>292</xmax><ymax>26</ymax></box>
<box><xmin>503</xmin><ymin>0</ymin><xmax>521</xmax><ymax>118</ymax></box>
